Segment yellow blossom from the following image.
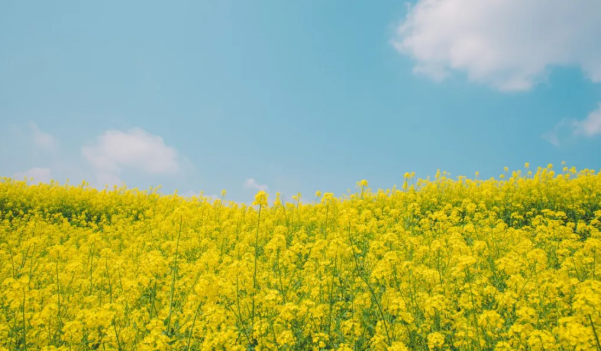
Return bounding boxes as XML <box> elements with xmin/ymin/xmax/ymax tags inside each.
<box><xmin>253</xmin><ymin>190</ymin><xmax>269</xmax><ymax>206</ymax></box>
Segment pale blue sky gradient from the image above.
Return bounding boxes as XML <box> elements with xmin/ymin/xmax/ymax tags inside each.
<box><xmin>1</xmin><ymin>1</ymin><xmax>600</xmax><ymax>202</ymax></box>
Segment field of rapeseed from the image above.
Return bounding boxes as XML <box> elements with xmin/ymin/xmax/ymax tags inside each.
<box><xmin>1</xmin><ymin>164</ymin><xmax>600</xmax><ymax>351</ymax></box>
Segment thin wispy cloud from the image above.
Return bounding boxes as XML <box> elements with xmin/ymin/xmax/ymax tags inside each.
<box><xmin>541</xmin><ymin>122</ymin><xmax>565</xmax><ymax>147</ymax></box>
<box><xmin>29</xmin><ymin>121</ymin><xmax>59</xmax><ymax>151</ymax></box>
<box><xmin>13</xmin><ymin>167</ymin><xmax>52</xmax><ymax>184</ymax></box>
<box><xmin>543</xmin><ymin>103</ymin><xmax>601</xmax><ymax>146</ymax></box>
<box><xmin>243</xmin><ymin>178</ymin><xmax>269</xmax><ymax>192</ymax></box>
<box><xmin>9</xmin><ymin>123</ymin><xmax>59</xmax><ymax>184</ymax></box>
<box><xmin>573</xmin><ymin>103</ymin><xmax>601</xmax><ymax>137</ymax></box>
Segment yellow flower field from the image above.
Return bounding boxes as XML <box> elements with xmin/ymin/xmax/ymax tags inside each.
<box><xmin>1</xmin><ymin>164</ymin><xmax>600</xmax><ymax>350</ymax></box>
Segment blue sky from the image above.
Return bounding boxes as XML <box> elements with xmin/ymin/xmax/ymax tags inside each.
<box><xmin>1</xmin><ymin>0</ymin><xmax>601</xmax><ymax>203</ymax></box>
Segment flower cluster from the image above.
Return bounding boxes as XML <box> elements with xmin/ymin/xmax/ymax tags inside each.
<box><xmin>0</xmin><ymin>164</ymin><xmax>600</xmax><ymax>350</ymax></box>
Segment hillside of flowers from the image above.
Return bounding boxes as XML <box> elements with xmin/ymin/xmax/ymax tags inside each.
<box><xmin>1</xmin><ymin>164</ymin><xmax>600</xmax><ymax>351</ymax></box>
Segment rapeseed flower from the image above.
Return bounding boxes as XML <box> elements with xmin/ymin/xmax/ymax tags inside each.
<box><xmin>0</xmin><ymin>165</ymin><xmax>599</xmax><ymax>350</ymax></box>
<box><xmin>253</xmin><ymin>190</ymin><xmax>268</xmax><ymax>206</ymax></box>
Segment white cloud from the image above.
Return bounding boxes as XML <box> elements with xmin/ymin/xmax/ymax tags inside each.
<box><xmin>573</xmin><ymin>102</ymin><xmax>601</xmax><ymax>137</ymax></box>
<box><xmin>243</xmin><ymin>178</ymin><xmax>269</xmax><ymax>191</ymax></box>
<box><xmin>541</xmin><ymin>128</ymin><xmax>561</xmax><ymax>147</ymax></box>
<box><xmin>29</xmin><ymin>122</ymin><xmax>59</xmax><ymax>151</ymax></box>
<box><xmin>82</xmin><ymin>128</ymin><xmax>179</xmax><ymax>177</ymax></box>
<box><xmin>543</xmin><ymin>103</ymin><xmax>601</xmax><ymax>145</ymax></box>
<box><xmin>393</xmin><ymin>0</ymin><xmax>601</xmax><ymax>91</ymax></box>
<box><xmin>13</xmin><ymin>167</ymin><xmax>52</xmax><ymax>184</ymax></box>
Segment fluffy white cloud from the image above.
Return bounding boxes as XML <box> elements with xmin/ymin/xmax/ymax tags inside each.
<box><xmin>393</xmin><ymin>0</ymin><xmax>601</xmax><ymax>91</ymax></box>
<box><xmin>29</xmin><ymin>122</ymin><xmax>59</xmax><ymax>151</ymax></box>
<box><xmin>13</xmin><ymin>167</ymin><xmax>52</xmax><ymax>183</ymax></box>
<box><xmin>82</xmin><ymin>128</ymin><xmax>179</xmax><ymax>176</ymax></box>
<box><xmin>243</xmin><ymin>178</ymin><xmax>269</xmax><ymax>191</ymax></box>
<box><xmin>574</xmin><ymin>102</ymin><xmax>601</xmax><ymax>137</ymax></box>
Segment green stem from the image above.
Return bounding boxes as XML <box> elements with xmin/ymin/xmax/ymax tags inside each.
<box><xmin>22</xmin><ymin>288</ymin><xmax>27</xmax><ymax>351</ymax></box>
<box><xmin>348</xmin><ymin>226</ymin><xmax>392</xmax><ymax>347</ymax></box>
<box><xmin>185</xmin><ymin>301</ymin><xmax>203</xmax><ymax>351</ymax></box>
<box><xmin>252</xmin><ymin>204</ymin><xmax>262</xmax><ymax>327</ymax></box>
<box><xmin>166</xmin><ymin>216</ymin><xmax>184</xmax><ymax>336</ymax></box>
<box><xmin>55</xmin><ymin>258</ymin><xmax>63</xmax><ymax>344</ymax></box>
<box><xmin>589</xmin><ymin>314</ymin><xmax>601</xmax><ymax>351</ymax></box>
